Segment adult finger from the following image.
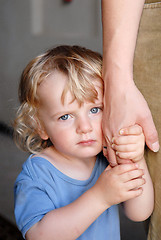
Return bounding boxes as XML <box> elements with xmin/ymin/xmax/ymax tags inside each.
<box><xmin>106</xmin><ymin>146</ymin><xmax>118</xmax><ymax>167</ymax></box>
<box><xmin>103</xmin><ymin>136</ymin><xmax>118</xmax><ymax>167</ymax></box>
<box><xmin>141</xmin><ymin>115</ymin><xmax>159</xmax><ymax>152</ymax></box>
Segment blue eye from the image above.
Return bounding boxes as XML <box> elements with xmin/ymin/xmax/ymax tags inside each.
<box><xmin>90</xmin><ymin>107</ymin><xmax>100</xmax><ymax>114</ymax></box>
<box><xmin>59</xmin><ymin>114</ymin><xmax>70</xmax><ymax>121</ymax></box>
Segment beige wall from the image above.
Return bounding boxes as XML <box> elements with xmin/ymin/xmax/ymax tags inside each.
<box><xmin>0</xmin><ymin>0</ymin><xmax>102</xmax><ymax>125</ymax></box>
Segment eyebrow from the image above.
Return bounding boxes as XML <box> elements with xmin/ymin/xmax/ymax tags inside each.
<box><xmin>50</xmin><ymin>100</ymin><xmax>103</xmax><ymax>118</ymax></box>
<box><xmin>51</xmin><ymin>111</ymin><xmax>72</xmax><ymax>119</ymax></box>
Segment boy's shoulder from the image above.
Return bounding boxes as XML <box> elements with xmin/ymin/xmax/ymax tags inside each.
<box><xmin>15</xmin><ymin>152</ymin><xmax>108</xmax><ymax>187</ymax></box>
<box><xmin>16</xmin><ymin>154</ymin><xmax>55</xmax><ymax>183</ymax></box>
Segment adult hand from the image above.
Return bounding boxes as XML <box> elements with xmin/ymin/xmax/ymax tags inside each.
<box><xmin>102</xmin><ymin>79</ymin><xmax>159</xmax><ymax>167</ymax></box>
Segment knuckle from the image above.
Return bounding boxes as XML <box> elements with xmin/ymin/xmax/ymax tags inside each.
<box><xmin>138</xmin><ymin>177</ymin><xmax>145</xmax><ymax>186</ymax></box>
<box><xmin>117</xmin><ymin>164</ymin><xmax>125</xmax><ymax>171</ymax></box>
<box><xmin>127</xmin><ymin>171</ymin><xmax>133</xmax><ymax>179</ymax></box>
<box><xmin>137</xmin><ymin>125</ymin><xmax>142</xmax><ymax>133</ymax></box>
<box><xmin>135</xmin><ymin>188</ymin><xmax>143</xmax><ymax>197</ymax></box>
<box><xmin>113</xmin><ymin>137</ymin><xmax>118</xmax><ymax>144</ymax></box>
<box><xmin>118</xmin><ymin>163</ymin><xmax>132</xmax><ymax>172</ymax></box>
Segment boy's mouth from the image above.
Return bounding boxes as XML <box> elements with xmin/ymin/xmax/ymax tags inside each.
<box><xmin>77</xmin><ymin>140</ymin><xmax>96</xmax><ymax>146</ymax></box>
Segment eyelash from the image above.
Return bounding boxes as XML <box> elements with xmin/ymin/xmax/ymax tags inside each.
<box><xmin>59</xmin><ymin>106</ymin><xmax>102</xmax><ymax>121</ymax></box>
<box><xmin>59</xmin><ymin>114</ymin><xmax>71</xmax><ymax>121</ymax></box>
<box><xmin>90</xmin><ymin>107</ymin><xmax>101</xmax><ymax>114</ymax></box>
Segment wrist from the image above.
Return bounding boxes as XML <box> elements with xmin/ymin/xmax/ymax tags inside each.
<box><xmin>103</xmin><ymin>67</ymin><xmax>134</xmax><ymax>87</ymax></box>
<box><xmin>90</xmin><ymin>184</ymin><xmax>110</xmax><ymax>212</ymax></box>
<box><xmin>103</xmin><ymin>77</ymin><xmax>136</xmax><ymax>105</ymax></box>
<box><xmin>103</xmin><ymin>40</ymin><xmax>134</xmax><ymax>82</ymax></box>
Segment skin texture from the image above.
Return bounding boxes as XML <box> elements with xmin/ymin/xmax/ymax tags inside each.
<box><xmin>37</xmin><ymin>71</ymin><xmax>103</xmax><ymax>179</ymax></box>
<box><xmin>25</xmin><ymin>71</ymin><xmax>154</xmax><ymax>240</ymax></box>
<box><xmin>101</xmin><ymin>0</ymin><xmax>159</xmax><ymax>166</ymax></box>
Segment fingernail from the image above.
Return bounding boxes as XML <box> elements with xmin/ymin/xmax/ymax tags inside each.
<box><xmin>152</xmin><ymin>142</ymin><xmax>160</xmax><ymax>152</ymax></box>
<box><xmin>119</xmin><ymin>129</ymin><xmax>124</xmax><ymax>135</ymax></box>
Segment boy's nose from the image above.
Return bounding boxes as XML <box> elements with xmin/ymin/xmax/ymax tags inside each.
<box><xmin>76</xmin><ymin>117</ymin><xmax>93</xmax><ymax>134</ymax></box>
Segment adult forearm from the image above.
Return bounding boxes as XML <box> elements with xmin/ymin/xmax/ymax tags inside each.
<box><xmin>102</xmin><ymin>0</ymin><xmax>145</xmax><ymax>80</ymax></box>
<box><xmin>101</xmin><ymin>0</ymin><xmax>159</xmax><ymax>165</ymax></box>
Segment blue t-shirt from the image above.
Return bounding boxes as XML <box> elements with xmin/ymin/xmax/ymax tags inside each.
<box><xmin>14</xmin><ymin>153</ymin><xmax>120</xmax><ymax>239</ymax></box>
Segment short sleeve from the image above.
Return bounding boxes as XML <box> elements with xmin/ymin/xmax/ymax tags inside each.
<box><xmin>14</xmin><ymin>177</ymin><xmax>55</xmax><ymax>238</ymax></box>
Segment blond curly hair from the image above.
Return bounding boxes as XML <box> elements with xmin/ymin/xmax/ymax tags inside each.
<box><xmin>14</xmin><ymin>45</ymin><xmax>103</xmax><ymax>153</ymax></box>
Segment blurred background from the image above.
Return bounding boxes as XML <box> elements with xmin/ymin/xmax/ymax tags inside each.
<box><xmin>0</xmin><ymin>0</ymin><xmax>147</xmax><ymax>239</ymax></box>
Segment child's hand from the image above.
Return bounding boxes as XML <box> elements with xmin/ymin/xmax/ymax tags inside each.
<box><xmin>93</xmin><ymin>163</ymin><xmax>145</xmax><ymax>208</ymax></box>
<box><xmin>111</xmin><ymin>125</ymin><xmax>145</xmax><ymax>164</ymax></box>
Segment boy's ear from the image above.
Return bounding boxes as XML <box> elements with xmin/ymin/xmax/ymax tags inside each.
<box><xmin>35</xmin><ymin>118</ymin><xmax>49</xmax><ymax>140</ymax></box>
<box><xmin>38</xmin><ymin>127</ymin><xmax>49</xmax><ymax>140</ymax></box>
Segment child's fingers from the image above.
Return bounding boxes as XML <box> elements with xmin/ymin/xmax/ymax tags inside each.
<box><xmin>112</xmin><ymin>143</ymin><xmax>136</xmax><ymax>152</ymax></box>
<box><xmin>122</xmin><ymin>169</ymin><xmax>144</xmax><ymax>182</ymax></box>
<box><xmin>112</xmin><ymin>135</ymin><xmax>140</xmax><ymax>145</ymax></box>
<box><xmin>119</xmin><ymin>124</ymin><xmax>143</xmax><ymax>136</ymax></box>
<box><xmin>113</xmin><ymin>163</ymin><xmax>138</xmax><ymax>175</ymax></box>
<box><xmin>116</xmin><ymin>151</ymin><xmax>137</xmax><ymax>160</ymax></box>
<box><xmin>126</xmin><ymin>177</ymin><xmax>146</xmax><ymax>191</ymax></box>
<box><xmin>117</xmin><ymin>157</ymin><xmax>133</xmax><ymax>165</ymax></box>
<box><xmin>125</xmin><ymin>187</ymin><xmax>143</xmax><ymax>200</ymax></box>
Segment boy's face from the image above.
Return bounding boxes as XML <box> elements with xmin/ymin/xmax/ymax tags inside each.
<box><xmin>37</xmin><ymin>70</ymin><xmax>103</xmax><ymax>162</ymax></box>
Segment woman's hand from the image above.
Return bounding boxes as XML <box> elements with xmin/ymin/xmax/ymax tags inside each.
<box><xmin>102</xmin><ymin>81</ymin><xmax>159</xmax><ymax>166</ymax></box>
